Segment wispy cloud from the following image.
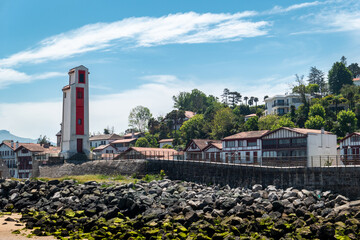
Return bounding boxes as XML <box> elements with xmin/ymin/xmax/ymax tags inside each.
<box><xmin>0</xmin><ymin>68</ymin><xmax>64</xmax><ymax>89</ymax></box>
<box><xmin>141</xmin><ymin>75</ymin><xmax>178</xmax><ymax>84</ymax></box>
<box><xmin>264</xmin><ymin>1</ymin><xmax>324</xmax><ymax>15</ymax></box>
<box><xmin>0</xmin><ymin>12</ymin><xmax>268</xmax><ymax>67</ymax></box>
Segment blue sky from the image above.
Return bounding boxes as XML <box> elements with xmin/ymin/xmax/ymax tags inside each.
<box><xmin>0</xmin><ymin>0</ymin><xmax>359</xmax><ymax>141</ymax></box>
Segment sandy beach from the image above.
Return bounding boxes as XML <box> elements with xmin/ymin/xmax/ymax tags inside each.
<box><xmin>0</xmin><ymin>213</ymin><xmax>56</xmax><ymax>240</ymax></box>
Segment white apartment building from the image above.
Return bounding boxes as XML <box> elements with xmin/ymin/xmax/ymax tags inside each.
<box><xmin>264</xmin><ymin>94</ymin><xmax>311</xmax><ymax>116</ymax></box>
<box><xmin>0</xmin><ymin>141</ymin><xmax>18</xmax><ymax>177</ymax></box>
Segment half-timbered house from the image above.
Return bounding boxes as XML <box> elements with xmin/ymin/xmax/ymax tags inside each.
<box><xmin>222</xmin><ymin>130</ymin><xmax>270</xmax><ymax>164</ymax></box>
<box><xmin>261</xmin><ymin>127</ymin><xmax>336</xmax><ymax>167</ymax></box>
<box><xmin>184</xmin><ymin>139</ymin><xmax>220</xmax><ymax>160</ymax></box>
<box><xmin>339</xmin><ymin>132</ymin><xmax>360</xmax><ymax>164</ymax></box>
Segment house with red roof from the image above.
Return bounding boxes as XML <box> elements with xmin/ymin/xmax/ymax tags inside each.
<box><xmin>222</xmin><ymin>130</ymin><xmax>270</xmax><ymax>164</ymax></box>
<box><xmin>339</xmin><ymin>132</ymin><xmax>360</xmax><ymax>164</ymax></box>
<box><xmin>184</xmin><ymin>139</ymin><xmax>221</xmax><ymax>160</ymax></box>
<box><xmin>261</xmin><ymin>127</ymin><xmax>337</xmax><ymax>167</ymax></box>
<box><xmin>203</xmin><ymin>142</ymin><xmax>223</xmax><ymax>162</ymax></box>
<box><xmin>15</xmin><ymin>143</ymin><xmax>60</xmax><ymax>179</ymax></box>
<box><xmin>0</xmin><ymin>140</ymin><xmax>17</xmax><ymax>177</ymax></box>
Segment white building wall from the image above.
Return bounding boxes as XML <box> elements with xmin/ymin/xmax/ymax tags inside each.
<box><xmin>159</xmin><ymin>141</ymin><xmax>173</xmax><ymax>148</ymax></box>
<box><xmin>0</xmin><ymin>144</ymin><xmax>16</xmax><ymax>177</ymax></box>
<box><xmin>307</xmin><ymin>133</ymin><xmax>337</xmax><ymax>167</ymax></box>
<box><xmin>222</xmin><ymin>139</ymin><xmax>262</xmax><ymax>163</ymax></box>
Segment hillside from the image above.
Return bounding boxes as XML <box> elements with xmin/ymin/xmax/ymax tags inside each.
<box><xmin>0</xmin><ymin>130</ymin><xmax>37</xmax><ymax>143</ymax></box>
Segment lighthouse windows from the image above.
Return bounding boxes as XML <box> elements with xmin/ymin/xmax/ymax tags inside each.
<box><xmin>79</xmin><ymin>71</ymin><xmax>85</xmax><ymax>83</ymax></box>
<box><xmin>78</xmin><ymin>119</ymin><xmax>82</xmax><ymax>125</ymax></box>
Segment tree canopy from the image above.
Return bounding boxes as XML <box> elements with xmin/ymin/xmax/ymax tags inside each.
<box><xmin>328</xmin><ymin>62</ymin><xmax>353</xmax><ymax>94</ymax></box>
<box><xmin>128</xmin><ymin>106</ymin><xmax>152</xmax><ymax>132</ymax></box>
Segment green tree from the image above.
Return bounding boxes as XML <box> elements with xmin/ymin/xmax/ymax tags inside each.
<box><xmin>180</xmin><ymin>114</ymin><xmax>207</xmax><ymax>144</ymax></box>
<box><xmin>348</xmin><ymin>63</ymin><xmax>360</xmax><ymax>78</ymax></box>
<box><xmin>162</xmin><ymin>144</ymin><xmax>173</xmax><ymax>149</ymax></box>
<box><xmin>228</xmin><ymin>91</ymin><xmax>242</xmax><ymax>108</ymax></box>
<box><xmin>258</xmin><ymin>115</ymin><xmax>279</xmax><ymax>130</ymax></box>
<box><xmin>148</xmin><ymin>117</ymin><xmax>160</xmax><ymax>135</ymax></box>
<box><xmin>307</xmin><ymin>66</ymin><xmax>325</xmax><ymax>94</ymax></box>
<box><xmin>305</xmin><ymin>116</ymin><xmax>325</xmax><ymax>130</ymax></box>
<box><xmin>328</xmin><ymin>62</ymin><xmax>353</xmax><ymax>94</ymax></box>
<box><xmin>221</xmin><ymin>88</ymin><xmax>230</xmax><ymax>106</ymax></box>
<box><xmin>271</xmin><ymin>117</ymin><xmax>296</xmax><ymax>130</ymax></box>
<box><xmin>135</xmin><ymin>137</ymin><xmax>149</xmax><ymax>147</ymax></box>
<box><xmin>245</xmin><ymin>116</ymin><xmax>259</xmax><ymax>131</ymax></box>
<box><xmin>337</xmin><ymin>110</ymin><xmax>358</xmax><ymax>137</ymax></box>
<box><xmin>244</xmin><ymin>96</ymin><xmax>248</xmax><ymax>105</ymax></box>
<box><xmin>309</xmin><ymin>104</ymin><xmax>326</xmax><ymax>119</ymax></box>
<box><xmin>254</xmin><ymin>97</ymin><xmax>259</xmax><ymax>109</ymax></box>
<box><xmin>128</xmin><ymin>106</ymin><xmax>152</xmax><ymax>132</ymax></box>
<box><xmin>37</xmin><ymin>135</ymin><xmax>50</xmax><ymax>145</ymax></box>
<box><xmin>173</xmin><ymin>92</ymin><xmax>191</xmax><ymax>110</ymax></box>
<box><xmin>210</xmin><ymin>108</ymin><xmax>236</xmax><ymax>139</ymax></box>
<box><xmin>103</xmin><ymin>128</ymin><xmax>110</xmax><ymax>134</ymax></box>
<box><xmin>340</xmin><ymin>84</ymin><xmax>358</xmax><ymax>110</ymax></box>
<box><xmin>341</xmin><ymin>56</ymin><xmax>347</xmax><ymax>66</ymax></box>
<box><xmin>144</xmin><ymin>133</ymin><xmax>158</xmax><ymax>148</ymax></box>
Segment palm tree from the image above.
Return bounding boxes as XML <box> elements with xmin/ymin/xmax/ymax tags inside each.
<box><xmin>254</xmin><ymin>97</ymin><xmax>259</xmax><ymax>110</ymax></box>
<box><xmin>248</xmin><ymin>97</ymin><xmax>254</xmax><ymax>106</ymax></box>
<box><xmin>244</xmin><ymin>96</ymin><xmax>248</xmax><ymax>105</ymax></box>
<box><xmin>263</xmin><ymin>95</ymin><xmax>269</xmax><ymax>102</ymax></box>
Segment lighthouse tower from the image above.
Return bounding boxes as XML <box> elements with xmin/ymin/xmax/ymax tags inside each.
<box><xmin>60</xmin><ymin>65</ymin><xmax>90</xmax><ymax>159</ymax></box>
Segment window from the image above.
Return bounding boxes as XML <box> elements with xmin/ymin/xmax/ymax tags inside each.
<box><xmin>279</xmin><ymin>139</ymin><xmax>290</xmax><ymax>145</ymax></box>
<box><xmin>225</xmin><ymin>141</ymin><xmax>235</xmax><ymax>148</ymax></box>
<box><xmin>351</xmin><ymin>135</ymin><xmax>360</xmax><ymax>142</ymax></box>
<box><xmin>247</xmin><ymin>139</ymin><xmax>257</xmax><ymax>147</ymax></box>
<box><xmin>63</xmin><ymin>92</ymin><xmax>66</xmax><ymax>98</ymax></box>
<box><xmin>238</xmin><ymin>140</ymin><xmax>243</xmax><ymax>147</ymax></box>
<box><xmin>77</xmin><ymin>91</ymin><xmax>83</xmax><ymax>99</ymax></box>
<box><xmin>79</xmin><ymin>71</ymin><xmax>85</xmax><ymax>83</ymax></box>
<box><xmin>78</xmin><ymin>119</ymin><xmax>82</xmax><ymax>125</ymax></box>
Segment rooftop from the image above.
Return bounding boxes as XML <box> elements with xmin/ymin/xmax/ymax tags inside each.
<box><xmin>223</xmin><ymin>130</ymin><xmax>270</xmax><ymax>140</ymax></box>
<box><xmin>89</xmin><ymin>134</ymin><xmax>123</xmax><ymax>141</ymax></box>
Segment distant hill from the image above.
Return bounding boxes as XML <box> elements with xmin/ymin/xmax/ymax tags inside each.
<box><xmin>0</xmin><ymin>130</ymin><xmax>37</xmax><ymax>143</ymax></box>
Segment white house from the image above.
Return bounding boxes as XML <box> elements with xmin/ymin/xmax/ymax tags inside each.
<box><xmin>123</xmin><ymin>132</ymin><xmax>144</xmax><ymax>139</ymax></box>
<box><xmin>264</xmin><ymin>94</ymin><xmax>311</xmax><ymax>116</ymax></box>
<box><xmin>203</xmin><ymin>142</ymin><xmax>222</xmax><ymax>162</ymax></box>
<box><xmin>222</xmin><ymin>130</ymin><xmax>270</xmax><ymax>164</ymax></box>
<box><xmin>60</xmin><ymin>65</ymin><xmax>90</xmax><ymax>159</ymax></box>
<box><xmin>89</xmin><ymin>134</ymin><xmax>123</xmax><ymax>148</ymax></box>
<box><xmin>15</xmin><ymin>143</ymin><xmax>60</xmax><ymax>179</ymax></box>
<box><xmin>159</xmin><ymin>139</ymin><xmax>173</xmax><ymax>148</ymax></box>
<box><xmin>244</xmin><ymin>114</ymin><xmax>257</xmax><ymax>122</ymax></box>
<box><xmin>261</xmin><ymin>127</ymin><xmax>337</xmax><ymax>167</ymax></box>
<box><xmin>0</xmin><ymin>141</ymin><xmax>17</xmax><ymax>177</ymax></box>
<box><xmin>111</xmin><ymin>138</ymin><xmax>137</xmax><ymax>152</ymax></box>
<box><xmin>93</xmin><ymin>144</ymin><xmax>118</xmax><ymax>154</ymax></box>
<box><xmin>184</xmin><ymin>139</ymin><xmax>220</xmax><ymax>160</ymax></box>
<box><xmin>353</xmin><ymin>76</ymin><xmax>360</xmax><ymax>86</ymax></box>
<box><xmin>339</xmin><ymin>132</ymin><xmax>360</xmax><ymax>164</ymax></box>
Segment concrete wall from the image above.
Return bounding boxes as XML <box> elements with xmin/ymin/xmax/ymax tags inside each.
<box><xmin>35</xmin><ymin>158</ymin><xmax>360</xmax><ymax>199</ymax></box>
<box><xmin>145</xmin><ymin>160</ymin><xmax>360</xmax><ymax>199</ymax></box>
<box><xmin>37</xmin><ymin>159</ymin><xmax>147</xmax><ymax>178</ymax></box>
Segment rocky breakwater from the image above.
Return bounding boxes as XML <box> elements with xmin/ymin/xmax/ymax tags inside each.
<box><xmin>1</xmin><ymin>179</ymin><xmax>360</xmax><ymax>239</ymax></box>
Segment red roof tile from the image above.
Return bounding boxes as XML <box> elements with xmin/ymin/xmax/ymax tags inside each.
<box><xmin>223</xmin><ymin>130</ymin><xmax>270</xmax><ymax>140</ymax></box>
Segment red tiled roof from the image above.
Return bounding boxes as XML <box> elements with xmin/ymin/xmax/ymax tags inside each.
<box><xmin>186</xmin><ymin>139</ymin><xmax>221</xmax><ymax>151</ymax></box>
<box><xmin>262</xmin><ymin>127</ymin><xmax>333</xmax><ymax>138</ymax></box>
<box><xmin>339</xmin><ymin>132</ymin><xmax>360</xmax><ymax>142</ymax></box>
<box><xmin>93</xmin><ymin>144</ymin><xmax>116</xmax><ymax>152</ymax></box>
<box><xmin>353</xmin><ymin>78</ymin><xmax>360</xmax><ymax>82</ymax></box>
<box><xmin>223</xmin><ymin>130</ymin><xmax>270</xmax><ymax>140</ymax></box>
<box><xmin>185</xmin><ymin>111</ymin><xmax>196</xmax><ymax>119</ymax></box>
<box><xmin>204</xmin><ymin>142</ymin><xmax>223</xmax><ymax>151</ymax></box>
<box><xmin>89</xmin><ymin>134</ymin><xmax>123</xmax><ymax>141</ymax></box>
<box><xmin>159</xmin><ymin>139</ymin><xmax>173</xmax><ymax>143</ymax></box>
<box><xmin>112</xmin><ymin>138</ymin><xmax>137</xmax><ymax>144</ymax></box>
<box><xmin>15</xmin><ymin>143</ymin><xmax>46</xmax><ymax>152</ymax></box>
<box><xmin>130</xmin><ymin>147</ymin><xmax>178</xmax><ymax>154</ymax></box>
<box><xmin>123</xmin><ymin>132</ymin><xmax>143</xmax><ymax>138</ymax></box>
<box><xmin>245</xmin><ymin>113</ymin><xmax>257</xmax><ymax>118</ymax></box>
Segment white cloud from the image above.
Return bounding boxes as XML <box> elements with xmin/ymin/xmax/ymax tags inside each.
<box><xmin>0</xmin><ymin>74</ymin><xmax>290</xmax><ymax>141</ymax></box>
<box><xmin>0</xmin><ymin>68</ymin><xmax>64</xmax><ymax>88</ymax></box>
<box><xmin>265</xmin><ymin>1</ymin><xmax>323</xmax><ymax>14</ymax></box>
<box><xmin>0</xmin><ymin>12</ymin><xmax>268</xmax><ymax>67</ymax></box>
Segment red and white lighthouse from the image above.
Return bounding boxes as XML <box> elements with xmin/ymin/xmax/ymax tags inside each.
<box><xmin>60</xmin><ymin>65</ymin><xmax>90</xmax><ymax>159</ymax></box>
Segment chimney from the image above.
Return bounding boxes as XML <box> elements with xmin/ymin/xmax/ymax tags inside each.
<box><xmin>132</xmin><ymin>131</ymin><xmax>135</xmax><ymax>139</ymax></box>
<box><xmin>16</xmin><ymin>141</ymin><xmax>19</xmax><ymax>149</ymax></box>
<box><xmin>321</xmin><ymin>127</ymin><xmax>324</xmax><ymax>134</ymax></box>
<box><xmin>11</xmin><ymin>140</ymin><xmax>14</xmax><ymax>149</ymax></box>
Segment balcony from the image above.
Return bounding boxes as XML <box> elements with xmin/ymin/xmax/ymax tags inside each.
<box><xmin>272</xmin><ymin>102</ymin><xmax>289</xmax><ymax>107</ymax></box>
<box><xmin>263</xmin><ymin>142</ymin><xmax>307</xmax><ymax>150</ymax></box>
